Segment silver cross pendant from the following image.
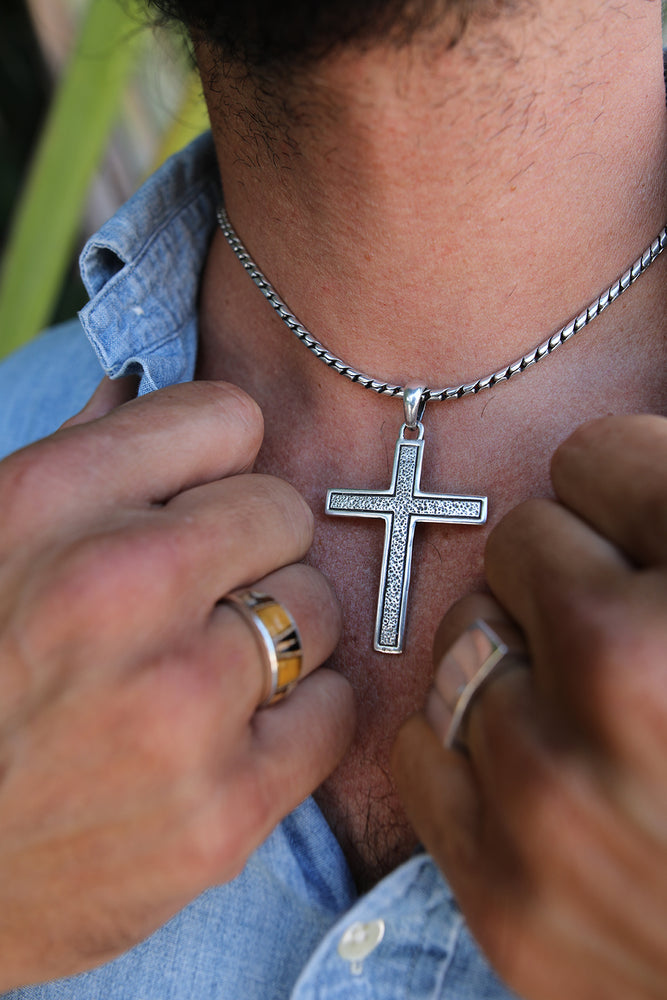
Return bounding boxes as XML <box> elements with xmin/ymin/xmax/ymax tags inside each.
<box><xmin>325</xmin><ymin>387</ymin><xmax>488</xmax><ymax>654</ymax></box>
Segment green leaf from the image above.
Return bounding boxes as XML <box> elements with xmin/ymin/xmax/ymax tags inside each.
<box><xmin>0</xmin><ymin>0</ymin><xmax>146</xmax><ymax>359</ymax></box>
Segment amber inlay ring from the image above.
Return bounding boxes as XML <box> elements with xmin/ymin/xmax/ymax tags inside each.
<box><xmin>224</xmin><ymin>589</ymin><xmax>303</xmax><ymax>708</ymax></box>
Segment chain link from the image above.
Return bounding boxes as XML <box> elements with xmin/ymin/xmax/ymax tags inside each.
<box><xmin>218</xmin><ymin>205</ymin><xmax>667</xmax><ymax>404</ymax></box>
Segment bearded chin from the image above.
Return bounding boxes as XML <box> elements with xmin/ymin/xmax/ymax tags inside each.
<box><xmin>146</xmin><ymin>0</ymin><xmax>497</xmax><ymax>72</ymax></box>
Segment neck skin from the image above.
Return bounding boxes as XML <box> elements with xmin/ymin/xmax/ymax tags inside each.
<box><xmin>196</xmin><ymin>0</ymin><xmax>667</xmax><ymax>887</ymax></box>
<box><xmin>198</xmin><ymin>0</ymin><xmax>667</xmax><ymax>392</ymax></box>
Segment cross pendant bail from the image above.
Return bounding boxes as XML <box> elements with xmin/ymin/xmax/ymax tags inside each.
<box><xmin>403</xmin><ymin>384</ymin><xmax>427</xmax><ymax>429</ymax></box>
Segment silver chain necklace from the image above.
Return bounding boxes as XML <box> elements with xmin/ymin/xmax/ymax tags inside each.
<box><xmin>218</xmin><ymin>204</ymin><xmax>667</xmax><ymax>654</ymax></box>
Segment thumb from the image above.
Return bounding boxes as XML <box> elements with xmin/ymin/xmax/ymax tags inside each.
<box><xmin>61</xmin><ymin>374</ymin><xmax>140</xmax><ymax>428</ymax></box>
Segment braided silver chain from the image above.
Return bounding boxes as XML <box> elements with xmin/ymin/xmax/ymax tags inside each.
<box><xmin>217</xmin><ymin>205</ymin><xmax>667</xmax><ymax>404</ymax></box>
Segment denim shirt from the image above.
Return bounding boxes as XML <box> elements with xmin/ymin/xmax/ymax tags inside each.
<box><xmin>0</xmin><ymin>134</ymin><xmax>516</xmax><ymax>1000</ymax></box>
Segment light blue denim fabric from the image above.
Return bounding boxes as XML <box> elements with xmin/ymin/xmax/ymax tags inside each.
<box><xmin>0</xmin><ymin>134</ymin><xmax>517</xmax><ymax>1000</ymax></box>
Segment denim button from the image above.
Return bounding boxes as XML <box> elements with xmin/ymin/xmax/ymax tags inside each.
<box><xmin>337</xmin><ymin>919</ymin><xmax>386</xmax><ymax>965</ymax></box>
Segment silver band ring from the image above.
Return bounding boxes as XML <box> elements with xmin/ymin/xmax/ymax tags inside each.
<box><xmin>224</xmin><ymin>589</ymin><xmax>303</xmax><ymax>708</ymax></box>
<box><xmin>445</xmin><ymin>619</ymin><xmax>528</xmax><ymax>751</ymax></box>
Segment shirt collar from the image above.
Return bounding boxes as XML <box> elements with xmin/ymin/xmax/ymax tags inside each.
<box><xmin>78</xmin><ymin>131</ymin><xmax>219</xmax><ymax>393</ymax></box>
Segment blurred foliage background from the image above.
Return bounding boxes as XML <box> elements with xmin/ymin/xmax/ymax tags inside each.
<box><xmin>1</xmin><ymin>2</ymin><xmax>667</xmax><ymax>361</ymax></box>
<box><xmin>0</xmin><ymin>0</ymin><xmax>208</xmax><ymax>359</ymax></box>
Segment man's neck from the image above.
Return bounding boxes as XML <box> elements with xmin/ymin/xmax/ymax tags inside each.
<box><xmin>195</xmin><ymin>2</ymin><xmax>667</xmax><ymax>885</ymax></box>
<box><xmin>199</xmin><ymin>0</ymin><xmax>667</xmax><ymax>391</ymax></box>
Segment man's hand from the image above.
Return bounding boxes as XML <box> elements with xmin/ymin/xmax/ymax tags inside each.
<box><xmin>0</xmin><ymin>380</ymin><xmax>354</xmax><ymax>990</ymax></box>
<box><xmin>393</xmin><ymin>415</ymin><xmax>667</xmax><ymax>1000</ymax></box>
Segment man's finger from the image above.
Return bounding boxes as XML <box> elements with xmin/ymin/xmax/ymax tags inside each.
<box><xmin>61</xmin><ymin>375</ymin><xmax>140</xmax><ymax>428</ymax></box>
<box><xmin>161</xmin><ymin>473</ymin><xmax>315</xmax><ymax>617</ymax></box>
<box><xmin>432</xmin><ymin>592</ymin><xmax>516</xmax><ymax>667</ymax></box>
<box><xmin>484</xmin><ymin>497</ymin><xmax>667</xmax><ymax>750</ymax></box>
<box><xmin>392</xmin><ymin>712</ymin><xmax>482</xmax><ymax>872</ymax></box>
<box><xmin>8</xmin><ymin>474</ymin><xmax>317</xmax><ymax>681</ymax></box>
<box><xmin>0</xmin><ymin>381</ymin><xmax>264</xmax><ymax>539</ymax></box>
<box><xmin>484</xmin><ymin>496</ymin><xmax>629</xmax><ymax>653</ymax></box>
<box><xmin>484</xmin><ymin>496</ymin><xmax>629</xmax><ymax>640</ymax></box>
<box><xmin>217</xmin><ymin>669</ymin><xmax>356</xmax><ymax>871</ymax></box>
<box><xmin>203</xmin><ymin>563</ymin><xmax>343</xmax><ymax>721</ymax></box>
<box><xmin>551</xmin><ymin>415</ymin><xmax>667</xmax><ymax>567</ymax></box>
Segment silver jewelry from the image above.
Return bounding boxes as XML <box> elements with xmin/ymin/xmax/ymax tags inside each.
<box><xmin>445</xmin><ymin>619</ymin><xmax>528</xmax><ymax>751</ymax></box>
<box><xmin>224</xmin><ymin>589</ymin><xmax>303</xmax><ymax>707</ymax></box>
<box><xmin>218</xmin><ymin>205</ymin><xmax>666</xmax><ymax>653</ymax></box>
<box><xmin>218</xmin><ymin>205</ymin><xmax>666</xmax><ymax>403</ymax></box>
<box><xmin>326</xmin><ymin>399</ymin><xmax>486</xmax><ymax>652</ymax></box>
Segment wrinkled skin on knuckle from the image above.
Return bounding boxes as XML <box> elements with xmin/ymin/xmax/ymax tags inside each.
<box><xmin>0</xmin><ymin>427</ymin><xmax>125</xmax><ymax>535</ymax></box>
<box><xmin>3</xmin><ymin>548</ymin><xmax>95</xmax><ymax>701</ymax></box>
<box><xmin>552</xmin><ymin>413</ymin><xmax>664</xmax><ymax>471</ymax></box>
<box><xmin>551</xmin><ymin>415</ymin><xmax>667</xmax><ymax>548</ymax></box>
<box><xmin>550</xmin><ymin>414</ymin><xmax>605</xmax><ymax>464</ymax></box>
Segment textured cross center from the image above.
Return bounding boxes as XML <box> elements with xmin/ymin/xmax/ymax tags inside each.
<box><xmin>326</xmin><ymin>431</ymin><xmax>487</xmax><ymax>653</ymax></box>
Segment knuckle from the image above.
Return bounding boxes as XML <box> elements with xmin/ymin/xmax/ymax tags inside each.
<box><xmin>177</xmin><ymin>766</ymin><xmax>275</xmax><ymax>884</ymax></box>
<box><xmin>551</xmin><ymin>414</ymin><xmax>667</xmax><ymax>490</ymax></box>
<box><xmin>586</xmin><ymin>600</ymin><xmax>663</xmax><ymax>689</ymax></box>
<box><xmin>180</xmin><ymin>807</ymin><xmax>248</xmax><ymax>885</ymax></box>
<box><xmin>554</xmin><ymin>414</ymin><xmax>607</xmax><ymax>455</ymax></box>
<box><xmin>549</xmin><ymin>418</ymin><xmax>607</xmax><ymax>491</ymax></box>
<box><xmin>269</xmin><ymin>476</ymin><xmax>315</xmax><ymax>540</ymax></box>
<box><xmin>122</xmin><ymin>520</ymin><xmax>195</xmax><ymax>601</ymax></box>
<box><xmin>556</xmin><ymin>413</ymin><xmax>663</xmax><ymax>458</ymax></box>
<box><xmin>0</xmin><ymin>440</ymin><xmax>70</xmax><ymax>526</ymax></box>
<box><xmin>52</xmin><ymin>533</ymin><xmax>141</xmax><ymax>614</ymax></box>
<box><xmin>234</xmin><ymin>474</ymin><xmax>314</xmax><ymax>550</ymax></box>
